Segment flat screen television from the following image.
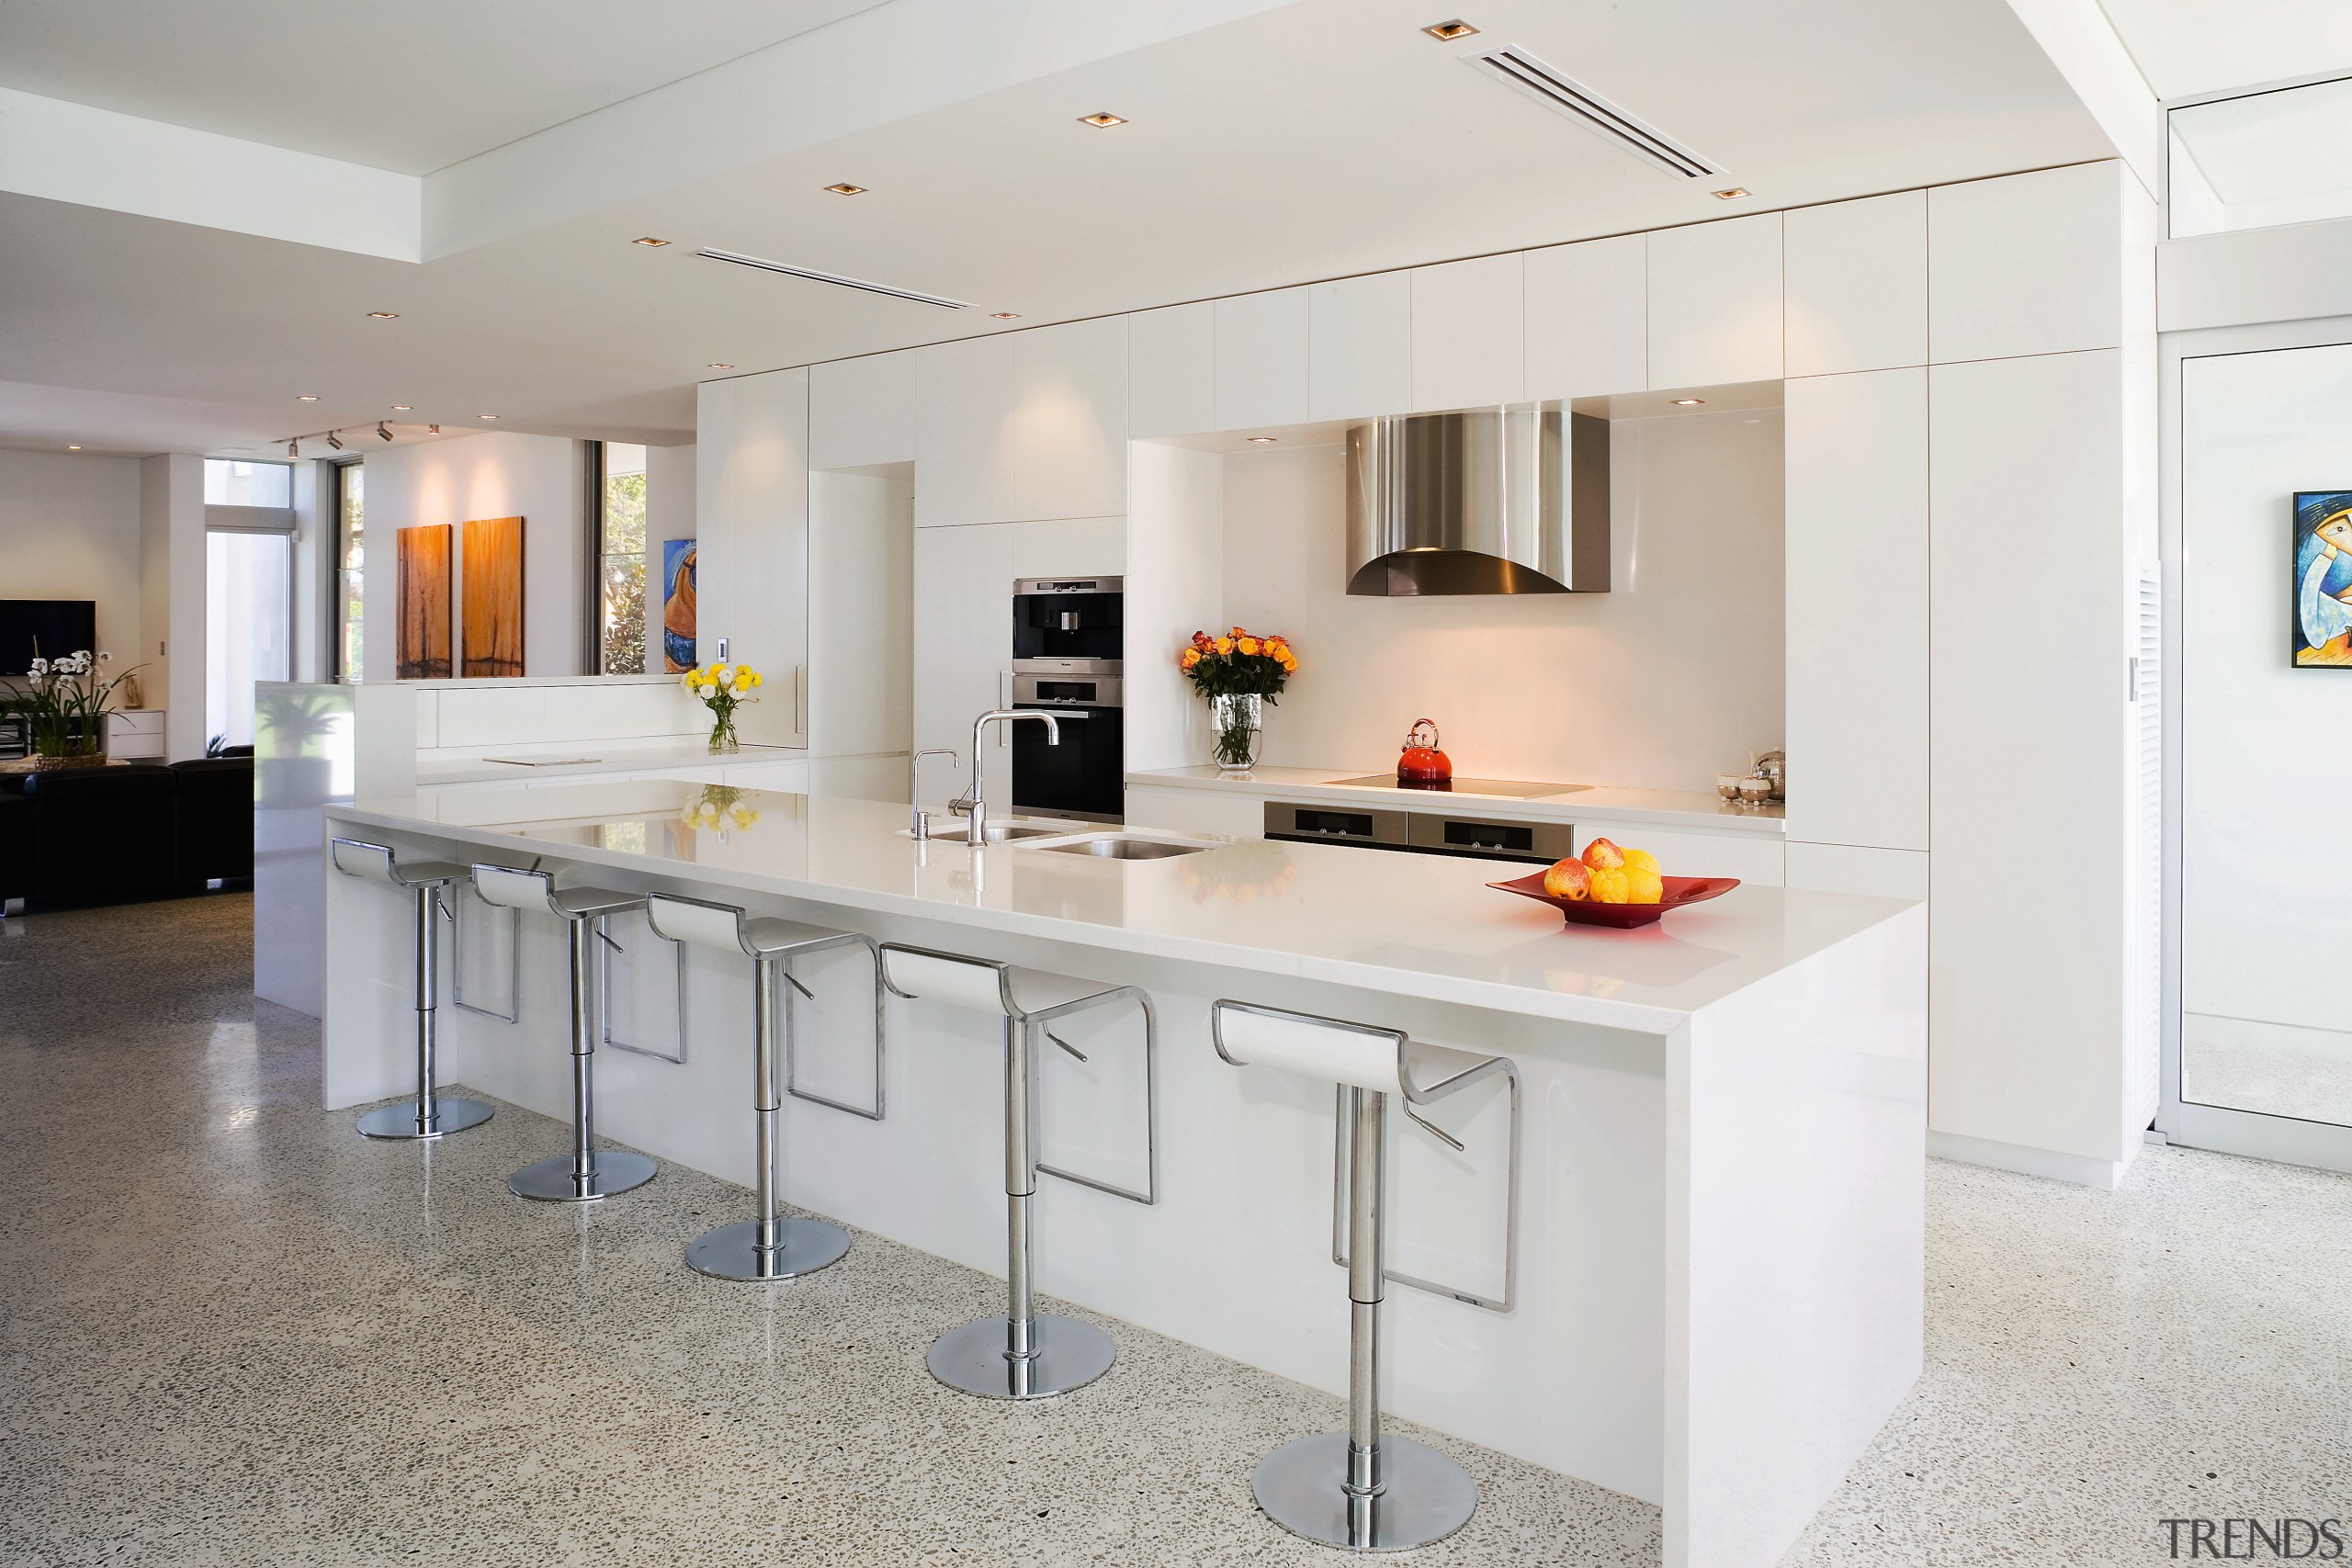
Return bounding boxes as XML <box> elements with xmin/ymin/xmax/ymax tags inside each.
<box><xmin>0</xmin><ymin>600</ymin><xmax>99</xmax><ymax>677</ymax></box>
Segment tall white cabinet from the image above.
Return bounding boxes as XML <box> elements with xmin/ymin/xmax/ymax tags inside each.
<box><xmin>695</xmin><ymin>370</ymin><xmax>808</xmax><ymax>747</ymax></box>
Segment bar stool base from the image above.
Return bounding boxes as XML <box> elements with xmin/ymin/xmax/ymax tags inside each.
<box><xmin>509</xmin><ymin>1150</ymin><xmax>658</xmax><ymax>1202</ymax></box>
<box><xmin>1251</xmin><ymin>1432</ymin><xmax>1476</xmax><ymax>1552</ymax></box>
<box><xmin>684</xmin><ymin>1216</ymin><xmax>851</xmax><ymax>1281</ymax></box>
<box><xmin>927</xmin><ymin>1314</ymin><xmax>1115</xmax><ymax>1401</ymax></box>
<box><xmin>356</xmin><ymin>1097</ymin><xmax>494</xmax><ymax>1141</ymax></box>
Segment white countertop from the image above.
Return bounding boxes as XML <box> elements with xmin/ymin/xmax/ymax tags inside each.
<box><xmin>1125</xmin><ymin>765</ymin><xmax>1786</xmax><ymax>836</ymax></box>
<box><xmin>416</xmin><ymin>739</ymin><xmax>802</xmax><ymax>787</ymax></box>
<box><xmin>334</xmin><ymin>776</ymin><xmax>1900</xmax><ymax>1035</ymax></box>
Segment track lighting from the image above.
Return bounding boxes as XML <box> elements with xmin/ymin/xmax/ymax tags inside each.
<box><xmin>377</xmin><ymin>422</ymin><xmax>392</xmax><ymax>442</ymax></box>
<box><xmin>288</xmin><ymin>439</ymin><xmax>300</xmax><ymax>458</ymax></box>
<box><xmin>428</xmin><ymin>423</ymin><xmax>440</xmax><ymax>434</ymax></box>
<box><xmin>326</xmin><ymin>431</ymin><xmax>345</xmax><ymax>450</ymax></box>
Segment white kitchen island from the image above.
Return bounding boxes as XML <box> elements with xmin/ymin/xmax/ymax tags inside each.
<box><xmin>320</xmin><ymin>775</ymin><xmax>1924</xmax><ymax>1568</ymax></box>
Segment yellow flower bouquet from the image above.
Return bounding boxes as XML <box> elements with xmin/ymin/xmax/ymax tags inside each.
<box><xmin>681</xmin><ymin>661</ymin><xmax>762</xmax><ymax>754</ymax></box>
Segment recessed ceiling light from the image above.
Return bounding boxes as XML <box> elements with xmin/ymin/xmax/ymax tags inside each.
<box><xmin>390</xmin><ymin>404</ymin><xmax>412</xmax><ymax>411</ymax></box>
<box><xmin>823</xmin><ymin>183</ymin><xmax>867</xmax><ymax>196</ymax></box>
<box><xmin>1422</xmin><ymin>19</ymin><xmax>1478</xmax><ymax>39</ymax></box>
<box><xmin>1672</xmin><ymin>397</ymin><xmax>1705</xmax><ymax>406</ymax></box>
<box><xmin>298</xmin><ymin>394</ymin><xmax>320</xmax><ymax>401</ymax></box>
<box><xmin>66</xmin><ymin>444</ymin><xmax>82</xmax><ymax>451</ymax></box>
<box><xmin>367</xmin><ymin>310</ymin><xmax>399</xmax><ymax>319</ymax></box>
<box><xmin>707</xmin><ymin>362</ymin><xmax>733</xmax><ymax>369</ymax></box>
<box><xmin>1711</xmin><ymin>187</ymin><xmax>1750</xmax><ymax>200</ymax></box>
<box><xmin>478</xmin><ymin>413</ymin><xmax>498</xmax><ymax>420</ymax></box>
<box><xmin>633</xmin><ymin>236</ymin><xmax>671</xmax><ymax>246</ymax></box>
<box><xmin>1078</xmin><ymin>112</ymin><xmax>1127</xmax><ymax>128</ymax></box>
<box><xmin>989</xmin><ymin>312</ymin><xmax>1021</xmax><ymax>320</ymax></box>
<box><xmin>1246</xmin><ymin>435</ymin><xmax>1278</xmax><ymax>444</ymax></box>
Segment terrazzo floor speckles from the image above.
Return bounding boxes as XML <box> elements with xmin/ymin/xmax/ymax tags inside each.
<box><xmin>7</xmin><ymin>899</ymin><xmax>2351</xmax><ymax>1566</ymax></box>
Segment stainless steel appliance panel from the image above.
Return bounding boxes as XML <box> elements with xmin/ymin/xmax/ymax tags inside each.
<box><xmin>1403</xmin><ymin>813</ymin><xmax>1577</xmax><ymax>863</ymax></box>
<box><xmin>1262</xmin><ymin>801</ymin><xmax>1410</xmax><ymax>850</ymax></box>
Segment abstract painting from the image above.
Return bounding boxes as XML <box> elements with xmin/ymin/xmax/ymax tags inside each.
<box><xmin>662</xmin><ymin>537</ymin><xmax>696</xmax><ymax>673</ymax></box>
<box><xmin>460</xmin><ymin>515</ymin><xmax>526</xmax><ymax>678</ymax></box>
<box><xmin>395</xmin><ymin>524</ymin><xmax>452</xmax><ymax>679</ymax></box>
<box><xmin>2293</xmin><ymin>491</ymin><xmax>2352</xmax><ymax>669</ymax></box>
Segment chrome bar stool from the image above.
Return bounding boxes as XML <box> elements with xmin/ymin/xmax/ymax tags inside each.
<box><xmin>644</xmin><ymin>891</ymin><xmax>882</xmax><ymax>1281</ymax></box>
<box><xmin>469</xmin><ymin>863</ymin><xmax>659</xmax><ymax>1202</ymax></box>
<box><xmin>879</xmin><ymin>942</ymin><xmax>1159</xmax><ymax>1401</ymax></box>
<box><xmin>1210</xmin><ymin>998</ymin><xmax>1521</xmax><ymax>1553</ymax></box>
<box><xmin>330</xmin><ymin>839</ymin><xmax>495</xmax><ymax>1141</ymax></box>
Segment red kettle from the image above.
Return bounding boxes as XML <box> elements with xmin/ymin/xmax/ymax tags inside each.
<box><xmin>1396</xmin><ymin>718</ymin><xmax>1453</xmax><ymax>786</ymax></box>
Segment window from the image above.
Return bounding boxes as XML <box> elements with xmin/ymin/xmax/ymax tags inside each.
<box><xmin>595</xmin><ymin>443</ymin><xmax>650</xmax><ymax>673</ymax></box>
<box><xmin>2170</xmin><ymin>75</ymin><xmax>2352</xmax><ymax>238</ymax></box>
<box><xmin>334</xmin><ymin>463</ymin><xmax>365</xmax><ymax>680</ymax></box>
<box><xmin>205</xmin><ymin>531</ymin><xmax>290</xmax><ymax>750</ymax></box>
<box><xmin>203</xmin><ymin>458</ymin><xmax>292</xmax><ymax>507</ymax></box>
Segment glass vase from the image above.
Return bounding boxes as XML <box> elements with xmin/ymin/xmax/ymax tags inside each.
<box><xmin>707</xmin><ymin>711</ymin><xmax>740</xmax><ymax>755</ymax></box>
<box><xmin>1209</xmin><ymin>693</ymin><xmax>1262</xmax><ymax>774</ymax></box>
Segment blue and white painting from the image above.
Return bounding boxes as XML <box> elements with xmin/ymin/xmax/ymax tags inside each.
<box><xmin>2293</xmin><ymin>491</ymin><xmax>2352</xmax><ymax>669</ymax></box>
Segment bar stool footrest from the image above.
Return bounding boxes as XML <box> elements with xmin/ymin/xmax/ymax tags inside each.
<box><xmin>1251</xmin><ymin>1432</ymin><xmax>1476</xmax><ymax>1552</ymax></box>
<box><xmin>508</xmin><ymin>1150</ymin><xmax>657</xmax><ymax>1202</ymax></box>
<box><xmin>356</xmin><ymin>1097</ymin><xmax>493</xmax><ymax>1141</ymax></box>
<box><xmin>927</xmin><ymin>1314</ymin><xmax>1114</xmax><ymax>1401</ymax></box>
<box><xmin>684</xmin><ymin>1216</ymin><xmax>850</xmax><ymax>1281</ymax></box>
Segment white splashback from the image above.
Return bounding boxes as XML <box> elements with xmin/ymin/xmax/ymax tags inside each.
<box><xmin>1216</xmin><ymin>411</ymin><xmax>1784</xmax><ymax>793</ymax></box>
<box><xmin>411</xmin><ymin>675</ymin><xmax>707</xmax><ymax>754</ymax></box>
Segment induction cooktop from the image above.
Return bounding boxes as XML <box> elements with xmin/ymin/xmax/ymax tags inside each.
<box><xmin>1323</xmin><ymin>774</ymin><xmax>1589</xmax><ymax>799</ymax></box>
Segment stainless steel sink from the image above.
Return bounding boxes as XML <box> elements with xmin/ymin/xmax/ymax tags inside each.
<box><xmin>987</xmin><ymin>824</ymin><xmax>1069</xmax><ymax>842</ymax></box>
<box><xmin>1035</xmin><ymin>835</ymin><xmax>1209</xmax><ymax>860</ymax></box>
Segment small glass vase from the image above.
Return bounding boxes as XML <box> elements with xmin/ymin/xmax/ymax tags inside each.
<box><xmin>1209</xmin><ymin>693</ymin><xmax>1262</xmax><ymax>774</ymax></box>
<box><xmin>707</xmin><ymin>712</ymin><xmax>740</xmax><ymax>755</ymax></box>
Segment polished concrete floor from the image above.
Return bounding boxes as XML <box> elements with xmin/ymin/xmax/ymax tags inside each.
<box><xmin>3</xmin><ymin>896</ymin><xmax>2348</xmax><ymax>1566</ymax></box>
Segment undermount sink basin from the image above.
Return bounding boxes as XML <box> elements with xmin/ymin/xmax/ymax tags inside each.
<box><xmin>902</xmin><ymin>821</ymin><xmax>1068</xmax><ymax>843</ymax></box>
<box><xmin>1035</xmin><ymin>835</ymin><xmax>1209</xmax><ymax>861</ymax></box>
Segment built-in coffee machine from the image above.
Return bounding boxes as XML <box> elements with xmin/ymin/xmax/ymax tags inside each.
<box><xmin>1010</xmin><ymin>575</ymin><xmax>1123</xmax><ymax>821</ymax></box>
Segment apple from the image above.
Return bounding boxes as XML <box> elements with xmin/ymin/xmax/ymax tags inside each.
<box><xmin>1542</xmin><ymin>856</ymin><xmax>1591</xmax><ymax>901</ymax></box>
<box><xmin>1582</xmin><ymin>837</ymin><xmax>1625</xmax><ymax>871</ymax></box>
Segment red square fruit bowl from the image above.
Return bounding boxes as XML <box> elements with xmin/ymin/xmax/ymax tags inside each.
<box><xmin>1487</xmin><ymin>870</ymin><xmax>1741</xmax><ymax>929</ymax></box>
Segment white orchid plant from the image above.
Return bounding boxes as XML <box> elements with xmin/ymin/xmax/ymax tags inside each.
<box><xmin>6</xmin><ymin>647</ymin><xmax>142</xmax><ymax>759</ymax></box>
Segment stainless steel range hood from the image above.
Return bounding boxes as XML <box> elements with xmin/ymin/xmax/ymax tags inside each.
<box><xmin>1345</xmin><ymin>404</ymin><xmax>1610</xmax><ymax>595</ymax></box>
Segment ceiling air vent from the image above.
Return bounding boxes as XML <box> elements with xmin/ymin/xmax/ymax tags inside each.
<box><xmin>695</xmin><ymin>247</ymin><xmax>975</xmax><ymax>310</ymax></box>
<box><xmin>1460</xmin><ymin>46</ymin><xmax>1719</xmax><ymax>179</ymax></box>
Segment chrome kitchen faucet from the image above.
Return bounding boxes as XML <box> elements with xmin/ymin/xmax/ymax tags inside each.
<box><xmin>950</xmin><ymin>710</ymin><xmax>1059</xmax><ymax>846</ymax></box>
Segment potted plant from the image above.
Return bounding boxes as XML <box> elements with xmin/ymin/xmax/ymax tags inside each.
<box><xmin>1179</xmin><ymin>627</ymin><xmax>1297</xmax><ymax>774</ymax></box>
<box><xmin>8</xmin><ymin>649</ymin><xmax>141</xmax><ymax>769</ymax></box>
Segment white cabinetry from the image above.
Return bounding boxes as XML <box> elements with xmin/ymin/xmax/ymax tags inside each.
<box><xmin>1308</xmin><ymin>272</ymin><xmax>1411</xmax><ymax>422</ymax></box>
<box><xmin>1128</xmin><ymin>302</ymin><xmax>1216</xmax><ymax>438</ymax></box>
<box><xmin>1646</xmin><ymin>213</ymin><xmax>1783</xmax><ymax>388</ymax></box>
<box><xmin>1012</xmin><ymin>517</ymin><xmax>1125</xmax><ymax>576</ymax></box>
<box><xmin>1009</xmin><ymin>316</ymin><xmax>1128</xmax><ymax>521</ymax></box>
<box><xmin>1214</xmin><ymin>288</ymin><xmax>1310</xmax><ymax>431</ymax></box>
<box><xmin>1786</xmin><ymin>843</ymin><xmax>1928</xmax><ymax>901</ymax></box>
<box><xmin>1928</xmin><ymin>162</ymin><xmax>2122</xmax><ymax>364</ymax></box>
<box><xmin>911</xmin><ymin>523</ymin><xmax>1014</xmax><ymax>812</ymax></box>
<box><xmin>1123</xmin><ymin>784</ymin><xmax>1264</xmax><ymax>839</ymax></box>
<box><xmin>695</xmin><ymin>369</ymin><xmax>808</xmax><ymax>746</ymax></box>
<box><xmin>1784</xmin><ymin>368</ymin><xmax>1928</xmax><ymax>852</ymax></box>
<box><xmin>809</xmin><ymin>350</ymin><xmax>915</xmax><ymax>469</ymax></box>
<box><xmin>1410</xmin><ymin>253</ymin><xmax>1524</xmax><ymax>411</ymax></box>
<box><xmin>1524</xmin><ymin>234</ymin><xmax>1647</xmax><ymax>400</ymax></box>
<box><xmin>913</xmin><ymin>335</ymin><xmax>1015</xmax><ymax>528</ymax></box>
<box><xmin>105</xmin><ymin>708</ymin><xmax>165</xmax><ymax>760</ymax></box>
<box><xmin>1574</xmin><ymin>823</ymin><xmax>1785</xmax><ymax>886</ymax></box>
<box><xmin>1784</xmin><ymin>191</ymin><xmax>1927</xmax><ymax>377</ymax></box>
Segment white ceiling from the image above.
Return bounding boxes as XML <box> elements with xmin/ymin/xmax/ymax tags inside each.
<box><xmin>0</xmin><ymin>0</ymin><xmax>886</xmax><ymax>173</ymax></box>
<box><xmin>0</xmin><ymin>0</ymin><xmax>2118</xmax><ymax>460</ymax></box>
<box><xmin>2096</xmin><ymin>0</ymin><xmax>2352</xmax><ymax>101</ymax></box>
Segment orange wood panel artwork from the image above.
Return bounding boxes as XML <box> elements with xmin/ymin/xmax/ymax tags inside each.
<box><xmin>461</xmin><ymin>515</ymin><xmax>526</xmax><ymax>678</ymax></box>
<box><xmin>395</xmin><ymin>524</ymin><xmax>453</xmax><ymax>679</ymax></box>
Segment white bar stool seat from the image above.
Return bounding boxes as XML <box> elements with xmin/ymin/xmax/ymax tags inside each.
<box><xmin>469</xmin><ymin>863</ymin><xmax>659</xmax><ymax>1202</ymax></box>
<box><xmin>879</xmin><ymin>942</ymin><xmax>1159</xmax><ymax>1402</ymax></box>
<box><xmin>330</xmin><ymin>839</ymin><xmax>495</xmax><ymax>1141</ymax></box>
<box><xmin>1211</xmin><ymin>998</ymin><xmax>1521</xmax><ymax>1554</ymax></box>
<box><xmin>644</xmin><ymin>892</ymin><xmax>883</xmax><ymax>1282</ymax></box>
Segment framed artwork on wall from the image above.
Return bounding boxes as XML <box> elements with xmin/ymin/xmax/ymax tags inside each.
<box><xmin>460</xmin><ymin>515</ymin><xmax>526</xmax><ymax>678</ymax></box>
<box><xmin>662</xmin><ymin>537</ymin><xmax>696</xmax><ymax>673</ymax></box>
<box><xmin>2293</xmin><ymin>491</ymin><xmax>2352</xmax><ymax>669</ymax></box>
<box><xmin>395</xmin><ymin>523</ymin><xmax>452</xmax><ymax>679</ymax></box>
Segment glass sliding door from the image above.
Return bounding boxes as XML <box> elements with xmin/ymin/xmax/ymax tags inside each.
<box><xmin>206</xmin><ymin>531</ymin><xmax>292</xmax><ymax>750</ymax></box>
<box><xmin>2167</xmin><ymin>340</ymin><xmax>2352</xmax><ymax>1170</ymax></box>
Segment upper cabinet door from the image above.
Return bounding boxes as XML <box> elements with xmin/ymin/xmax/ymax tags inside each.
<box><xmin>1215</xmin><ymin>288</ymin><xmax>1311</xmax><ymax>432</ymax></box>
<box><xmin>1009</xmin><ymin>316</ymin><xmax>1129</xmax><ymax>522</ymax></box>
<box><xmin>1410</xmin><ymin>253</ymin><xmax>1524</xmax><ymax>412</ymax></box>
<box><xmin>1524</xmin><ymin>234</ymin><xmax>1647</xmax><ymax>400</ymax></box>
<box><xmin>1308</xmin><ymin>272</ymin><xmax>1411</xmax><ymax>422</ymax></box>
<box><xmin>695</xmin><ymin>368</ymin><xmax>810</xmax><ymax>745</ymax></box>
<box><xmin>1929</xmin><ymin>162</ymin><xmax>2122</xmax><ymax>364</ymax></box>
<box><xmin>1784</xmin><ymin>192</ymin><xmax>1927</xmax><ymax>378</ymax></box>
<box><xmin>810</xmin><ymin>349</ymin><xmax>916</xmax><ymax>470</ymax></box>
<box><xmin>1128</xmin><ymin>301</ymin><xmax>1216</xmax><ymax>439</ymax></box>
<box><xmin>1646</xmin><ymin>213</ymin><xmax>1783</xmax><ymax>389</ymax></box>
<box><xmin>913</xmin><ymin>334</ymin><xmax>1015</xmax><ymax>528</ymax></box>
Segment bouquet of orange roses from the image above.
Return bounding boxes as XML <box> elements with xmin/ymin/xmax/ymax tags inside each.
<box><xmin>1179</xmin><ymin>627</ymin><xmax>1296</xmax><ymax>771</ymax></box>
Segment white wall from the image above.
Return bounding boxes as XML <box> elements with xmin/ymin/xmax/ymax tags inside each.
<box><xmin>1216</xmin><ymin>412</ymin><xmax>1784</xmax><ymax>792</ymax></box>
<box><xmin>0</xmin><ymin>448</ymin><xmax>144</xmax><ymax>679</ymax></box>
<box><xmin>360</xmin><ymin>431</ymin><xmax>584</xmax><ymax>682</ymax></box>
<box><xmin>140</xmin><ymin>452</ymin><xmax>206</xmax><ymax>758</ymax></box>
<box><xmin>645</xmin><ymin>442</ymin><xmax>696</xmax><ymax>592</ymax></box>
<box><xmin>808</xmin><ymin>468</ymin><xmax>911</xmax><ymax>757</ymax></box>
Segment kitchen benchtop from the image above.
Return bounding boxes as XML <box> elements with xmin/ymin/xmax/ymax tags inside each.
<box><xmin>416</xmin><ymin>739</ymin><xmax>802</xmax><ymax>787</ymax></box>
<box><xmin>1125</xmin><ymin>765</ymin><xmax>1786</xmax><ymax>836</ymax></box>
<box><xmin>334</xmin><ymin>777</ymin><xmax>1889</xmax><ymax>1035</ymax></box>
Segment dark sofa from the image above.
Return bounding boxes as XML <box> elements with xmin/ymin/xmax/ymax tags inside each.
<box><xmin>0</xmin><ymin>755</ymin><xmax>253</xmax><ymax>910</ymax></box>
